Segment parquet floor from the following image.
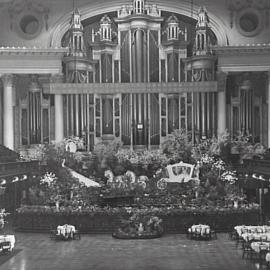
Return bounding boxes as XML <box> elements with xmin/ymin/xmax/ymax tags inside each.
<box><xmin>0</xmin><ymin>232</ymin><xmax>261</xmax><ymax>270</ymax></box>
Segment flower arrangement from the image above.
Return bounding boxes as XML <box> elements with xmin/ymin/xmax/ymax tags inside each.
<box><xmin>113</xmin><ymin>212</ymin><xmax>163</xmax><ymax>239</ymax></box>
<box><xmin>220</xmin><ymin>170</ymin><xmax>238</xmax><ymax>184</ymax></box>
<box><xmin>0</xmin><ymin>209</ymin><xmax>9</xmax><ymax>230</ymax></box>
<box><xmin>114</xmin><ymin>149</ymin><xmax>169</xmax><ymax>177</ymax></box>
<box><xmin>40</xmin><ymin>172</ymin><xmax>57</xmax><ymax>186</ymax></box>
<box><xmin>231</xmin><ymin>131</ymin><xmax>266</xmax><ymax>163</ymax></box>
<box><xmin>161</xmin><ymin>129</ymin><xmax>192</xmax><ymax>163</ymax></box>
<box><xmin>19</xmin><ymin>144</ymin><xmax>47</xmax><ymax>161</ymax></box>
<box><xmin>64</xmin><ymin>136</ymin><xmax>85</xmax><ymax>151</ymax></box>
<box><xmin>16</xmin><ymin>203</ymin><xmax>259</xmax><ymax>216</ymax></box>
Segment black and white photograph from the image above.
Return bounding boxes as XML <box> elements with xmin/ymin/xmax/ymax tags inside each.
<box><xmin>0</xmin><ymin>0</ymin><xmax>270</xmax><ymax>269</ymax></box>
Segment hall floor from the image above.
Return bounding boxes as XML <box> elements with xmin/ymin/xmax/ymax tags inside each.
<box><xmin>0</xmin><ymin>232</ymin><xmax>262</xmax><ymax>270</ymax></box>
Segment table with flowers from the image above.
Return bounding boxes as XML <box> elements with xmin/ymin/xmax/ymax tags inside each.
<box><xmin>234</xmin><ymin>225</ymin><xmax>270</xmax><ymax>241</ymax></box>
<box><xmin>250</xmin><ymin>241</ymin><xmax>270</xmax><ymax>265</ymax></box>
<box><xmin>56</xmin><ymin>224</ymin><xmax>76</xmax><ymax>240</ymax></box>
<box><xmin>188</xmin><ymin>224</ymin><xmax>211</xmax><ymax>240</ymax></box>
<box><xmin>0</xmin><ymin>234</ymin><xmax>15</xmax><ymax>252</ymax></box>
<box><xmin>251</xmin><ymin>242</ymin><xmax>270</xmax><ymax>253</ymax></box>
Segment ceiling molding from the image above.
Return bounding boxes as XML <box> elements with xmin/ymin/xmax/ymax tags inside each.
<box><xmin>0</xmin><ymin>46</ymin><xmax>68</xmax><ymax>55</ymax></box>
<box><xmin>0</xmin><ymin>47</ymin><xmax>67</xmax><ymax>74</ymax></box>
<box><xmin>213</xmin><ymin>44</ymin><xmax>270</xmax><ymax>55</ymax></box>
<box><xmin>50</xmin><ymin>1</ymin><xmax>228</xmax><ymax>47</ymax></box>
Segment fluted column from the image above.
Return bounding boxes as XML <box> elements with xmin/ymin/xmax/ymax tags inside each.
<box><xmin>217</xmin><ymin>72</ymin><xmax>227</xmax><ymax>135</ymax></box>
<box><xmin>135</xmin><ymin>29</ymin><xmax>143</xmax><ymax>82</ymax></box>
<box><xmin>2</xmin><ymin>74</ymin><xmax>15</xmax><ymax>150</ymax></box>
<box><xmin>268</xmin><ymin>71</ymin><xmax>270</xmax><ymax>147</ymax></box>
<box><xmin>52</xmin><ymin>74</ymin><xmax>64</xmax><ymax>142</ymax></box>
<box><xmin>55</xmin><ymin>94</ymin><xmax>64</xmax><ymax>142</ymax></box>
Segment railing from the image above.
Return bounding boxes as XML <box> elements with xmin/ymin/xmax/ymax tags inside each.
<box><xmin>0</xmin><ymin>160</ymin><xmax>40</xmax><ymax>178</ymax></box>
<box><xmin>242</xmin><ymin>159</ymin><xmax>270</xmax><ymax>176</ymax></box>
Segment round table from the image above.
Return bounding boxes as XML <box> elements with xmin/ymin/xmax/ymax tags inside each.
<box><xmin>0</xmin><ymin>234</ymin><xmax>15</xmax><ymax>251</ymax></box>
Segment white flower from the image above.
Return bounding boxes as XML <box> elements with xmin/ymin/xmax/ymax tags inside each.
<box><xmin>213</xmin><ymin>159</ymin><xmax>225</xmax><ymax>171</ymax></box>
<box><xmin>221</xmin><ymin>170</ymin><xmax>238</xmax><ymax>184</ymax></box>
<box><xmin>40</xmin><ymin>172</ymin><xmax>57</xmax><ymax>186</ymax></box>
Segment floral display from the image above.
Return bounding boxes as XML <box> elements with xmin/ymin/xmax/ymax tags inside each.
<box><xmin>40</xmin><ymin>172</ymin><xmax>57</xmax><ymax>186</ymax></box>
<box><xmin>16</xmin><ymin>128</ymin><xmax>262</xmax><ymax>229</ymax></box>
<box><xmin>63</xmin><ymin>136</ymin><xmax>85</xmax><ymax>150</ymax></box>
<box><xmin>161</xmin><ymin>129</ymin><xmax>193</xmax><ymax>163</ymax></box>
<box><xmin>0</xmin><ymin>209</ymin><xmax>9</xmax><ymax>230</ymax></box>
<box><xmin>113</xmin><ymin>212</ymin><xmax>163</xmax><ymax>239</ymax></box>
<box><xmin>230</xmin><ymin>131</ymin><xmax>266</xmax><ymax>163</ymax></box>
<box><xmin>188</xmin><ymin>224</ymin><xmax>211</xmax><ymax>240</ymax></box>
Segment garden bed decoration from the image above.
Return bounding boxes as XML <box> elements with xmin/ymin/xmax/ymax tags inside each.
<box><xmin>112</xmin><ymin>213</ymin><xmax>163</xmax><ymax>239</ymax></box>
<box><xmin>14</xmin><ymin>131</ymin><xmax>262</xmax><ymax>235</ymax></box>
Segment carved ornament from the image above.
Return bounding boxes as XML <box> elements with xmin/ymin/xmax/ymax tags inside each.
<box><xmin>8</xmin><ymin>0</ymin><xmax>49</xmax><ymax>34</ymax></box>
<box><xmin>227</xmin><ymin>0</ymin><xmax>270</xmax><ymax>29</ymax></box>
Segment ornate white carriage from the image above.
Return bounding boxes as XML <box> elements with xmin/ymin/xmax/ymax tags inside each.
<box><xmin>155</xmin><ymin>162</ymin><xmax>200</xmax><ymax>190</ymax></box>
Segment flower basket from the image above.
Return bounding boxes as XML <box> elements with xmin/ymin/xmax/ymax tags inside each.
<box><xmin>112</xmin><ymin>214</ymin><xmax>163</xmax><ymax>239</ymax></box>
<box><xmin>0</xmin><ymin>209</ymin><xmax>9</xmax><ymax>233</ymax></box>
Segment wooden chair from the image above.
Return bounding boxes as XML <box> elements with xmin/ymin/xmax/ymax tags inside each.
<box><xmin>49</xmin><ymin>225</ymin><xmax>59</xmax><ymax>240</ymax></box>
<box><xmin>210</xmin><ymin>229</ymin><xmax>217</xmax><ymax>240</ymax></box>
<box><xmin>266</xmin><ymin>252</ymin><xmax>270</xmax><ymax>270</ymax></box>
<box><xmin>0</xmin><ymin>241</ymin><xmax>11</xmax><ymax>253</ymax></box>
<box><xmin>242</xmin><ymin>241</ymin><xmax>257</xmax><ymax>260</ymax></box>
<box><xmin>186</xmin><ymin>230</ymin><xmax>191</xmax><ymax>239</ymax></box>
<box><xmin>236</xmin><ymin>235</ymin><xmax>245</xmax><ymax>248</ymax></box>
<box><xmin>73</xmin><ymin>224</ymin><xmax>81</xmax><ymax>240</ymax></box>
<box><xmin>259</xmin><ymin>247</ymin><xmax>270</xmax><ymax>269</ymax></box>
<box><xmin>192</xmin><ymin>230</ymin><xmax>201</xmax><ymax>240</ymax></box>
<box><xmin>228</xmin><ymin>229</ymin><xmax>238</xmax><ymax>240</ymax></box>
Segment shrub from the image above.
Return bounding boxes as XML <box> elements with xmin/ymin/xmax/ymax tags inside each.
<box><xmin>161</xmin><ymin>129</ymin><xmax>192</xmax><ymax>163</ymax></box>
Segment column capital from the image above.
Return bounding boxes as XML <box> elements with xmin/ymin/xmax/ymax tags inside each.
<box><xmin>29</xmin><ymin>74</ymin><xmax>41</xmax><ymax>93</ymax></box>
<box><xmin>50</xmin><ymin>73</ymin><xmax>64</xmax><ymax>83</ymax></box>
<box><xmin>1</xmin><ymin>74</ymin><xmax>15</xmax><ymax>88</ymax></box>
<box><xmin>38</xmin><ymin>74</ymin><xmax>51</xmax><ymax>85</ymax></box>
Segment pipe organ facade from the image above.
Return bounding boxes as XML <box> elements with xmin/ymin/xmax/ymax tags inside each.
<box><xmin>0</xmin><ymin>0</ymin><xmax>269</xmax><ymax>151</ymax></box>
<box><xmin>59</xmin><ymin>1</ymin><xmax>220</xmax><ymax>150</ymax></box>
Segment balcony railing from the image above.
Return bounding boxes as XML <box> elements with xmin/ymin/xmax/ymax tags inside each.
<box><xmin>0</xmin><ymin>160</ymin><xmax>40</xmax><ymax>179</ymax></box>
<box><xmin>242</xmin><ymin>159</ymin><xmax>270</xmax><ymax>176</ymax></box>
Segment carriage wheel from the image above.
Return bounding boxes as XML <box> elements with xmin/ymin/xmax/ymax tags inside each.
<box><xmin>157</xmin><ymin>178</ymin><xmax>167</xmax><ymax>190</ymax></box>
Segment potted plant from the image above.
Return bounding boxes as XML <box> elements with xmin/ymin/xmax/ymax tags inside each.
<box><xmin>0</xmin><ymin>209</ymin><xmax>9</xmax><ymax>232</ymax></box>
<box><xmin>112</xmin><ymin>213</ymin><xmax>163</xmax><ymax>239</ymax></box>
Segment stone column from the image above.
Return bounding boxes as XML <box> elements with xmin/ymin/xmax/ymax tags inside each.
<box><xmin>268</xmin><ymin>71</ymin><xmax>270</xmax><ymax>147</ymax></box>
<box><xmin>2</xmin><ymin>74</ymin><xmax>15</xmax><ymax>150</ymax></box>
<box><xmin>217</xmin><ymin>72</ymin><xmax>227</xmax><ymax>136</ymax></box>
<box><xmin>52</xmin><ymin>74</ymin><xmax>64</xmax><ymax>142</ymax></box>
<box><xmin>55</xmin><ymin>94</ymin><xmax>64</xmax><ymax>142</ymax></box>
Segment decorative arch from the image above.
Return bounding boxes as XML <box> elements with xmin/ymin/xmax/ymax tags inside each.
<box><xmin>50</xmin><ymin>1</ymin><xmax>228</xmax><ymax>47</ymax></box>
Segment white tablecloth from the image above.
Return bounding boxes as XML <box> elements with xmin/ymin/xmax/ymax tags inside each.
<box><xmin>251</xmin><ymin>242</ymin><xmax>270</xmax><ymax>253</ymax></box>
<box><xmin>57</xmin><ymin>224</ymin><xmax>76</xmax><ymax>238</ymax></box>
<box><xmin>0</xmin><ymin>235</ymin><xmax>15</xmax><ymax>251</ymax></box>
<box><xmin>234</xmin><ymin>226</ymin><xmax>270</xmax><ymax>237</ymax></box>
<box><xmin>188</xmin><ymin>225</ymin><xmax>210</xmax><ymax>235</ymax></box>
<box><xmin>241</xmin><ymin>232</ymin><xmax>270</xmax><ymax>242</ymax></box>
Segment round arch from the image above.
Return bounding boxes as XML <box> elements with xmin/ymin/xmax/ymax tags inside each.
<box><xmin>50</xmin><ymin>0</ymin><xmax>228</xmax><ymax>47</ymax></box>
